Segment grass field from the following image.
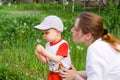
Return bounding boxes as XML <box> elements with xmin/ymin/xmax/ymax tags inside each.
<box><xmin>0</xmin><ymin>2</ymin><xmax>120</xmax><ymax>80</ymax></box>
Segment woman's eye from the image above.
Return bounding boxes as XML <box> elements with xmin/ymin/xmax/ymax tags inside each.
<box><xmin>73</xmin><ymin>27</ymin><xmax>78</xmax><ymax>31</ymax></box>
<box><xmin>75</xmin><ymin>28</ymin><xmax>79</xmax><ymax>31</ymax></box>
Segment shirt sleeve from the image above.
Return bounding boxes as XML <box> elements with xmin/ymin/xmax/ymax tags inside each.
<box><xmin>56</xmin><ymin>42</ymin><xmax>68</xmax><ymax>57</ymax></box>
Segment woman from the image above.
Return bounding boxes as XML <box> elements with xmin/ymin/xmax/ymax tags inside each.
<box><xmin>60</xmin><ymin>12</ymin><xmax>120</xmax><ymax>80</ymax></box>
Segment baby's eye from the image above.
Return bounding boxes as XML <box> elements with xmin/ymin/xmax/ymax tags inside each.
<box><xmin>44</xmin><ymin>32</ymin><xmax>49</xmax><ymax>34</ymax></box>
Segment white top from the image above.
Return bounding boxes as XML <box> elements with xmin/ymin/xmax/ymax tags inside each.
<box><xmin>46</xmin><ymin>40</ymin><xmax>71</xmax><ymax>72</ymax></box>
<box><xmin>86</xmin><ymin>38</ymin><xmax>120</xmax><ymax>80</ymax></box>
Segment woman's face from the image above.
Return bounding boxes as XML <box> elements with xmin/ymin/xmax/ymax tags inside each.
<box><xmin>71</xmin><ymin>18</ymin><xmax>87</xmax><ymax>43</ymax></box>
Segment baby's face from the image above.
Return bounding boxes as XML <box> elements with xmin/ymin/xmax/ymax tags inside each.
<box><xmin>42</xmin><ymin>28</ymin><xmax>60</xmax><ymax>42</ymax></box>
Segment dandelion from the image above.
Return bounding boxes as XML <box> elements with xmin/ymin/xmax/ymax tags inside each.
<box><xmin>38</xmin><ymin>78</ymin><xmax>44</xmax><ymax>80</ymax></box>
<box><xmin>30</xmin><ymin>75</ymin><xmax>34</xmax><ymax>78</ymax></box>
<box><xmin>36</xmin><ymin>38</ymin><xmax>41</xmax><ymax>43</ymax></box>
<box><xmin>16</xmin><ymin>65</ymin><xmax>18</xmax><ymax>67</ymax></box>
<box><xmin>0</xmin><ymin>0</ymin><xmax>2</xmax><ymax>6</ymax></box>
<box><xmin>26</xmin><ymin>72</ymin><xmax>29</xmax><ymax>76</ymax></box>
<box><xmin>23</xmin><ymin>22</ymin><xmax>27</xmax><ymax>26</ymax></box>
<box><xmin>64</xmin><ymin>27</ymin><xmax>67</xmax><ymax>30</ymax></box>
<box><xmin>3</xmin><ymin>41</ymin><xmax>8</xmax><ymax>45</ymax></box>
<box><xmin>13</xmin><ymin>19</ymin><xmax>17</xmax><ymax>24</ymax></box>
<box><xmin>8</xmin><ymin>2</ymin><xmax>11</xmax><ymax>7</ymax></box>
<box><xmin>76</xmin><ymin>46</ymin><xmax>83</xmax><ymax>50</ymax></box>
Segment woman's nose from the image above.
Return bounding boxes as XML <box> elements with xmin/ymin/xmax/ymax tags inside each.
<box><xmin>71</xmin><ymin>27</ymin><xmax>73</xmax><ymax>32</ymax></box>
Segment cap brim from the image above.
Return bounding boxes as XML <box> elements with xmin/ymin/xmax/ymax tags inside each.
<box><xmin>33</xmin><ymin>24</ymin><xmax>51</xmax><ymax>30</ymax></box>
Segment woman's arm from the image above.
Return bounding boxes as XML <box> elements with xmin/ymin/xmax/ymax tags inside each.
<box><xmin>77</xmin><ymin>71</ymin><xmax>87</xmax><ymax>79</ymax></box>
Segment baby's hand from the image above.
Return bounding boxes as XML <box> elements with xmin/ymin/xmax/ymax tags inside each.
<box><xmin>35</xmin><ymin>50</ymin><xmax>40</xmax><ymax>55</ymax></box>
<box><xmin>36</xmin><ymin>44</ymin><xmax>45</xmax><ymax>53</ymax></box>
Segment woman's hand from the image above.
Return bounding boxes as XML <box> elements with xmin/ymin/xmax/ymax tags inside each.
<box><xmin>60</xmin><ymin>65</ymin><xmax>82</xmax><ymax>80</ymax></box>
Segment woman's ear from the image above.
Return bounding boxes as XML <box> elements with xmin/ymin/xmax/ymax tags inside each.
<box><xmin>86</xmin><ymin>33</ymin><xmax>92</xmax><ymax>40</ymax></box>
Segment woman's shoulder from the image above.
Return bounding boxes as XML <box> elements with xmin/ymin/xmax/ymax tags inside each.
<box><xmin>89</xmin><ymin>38</ymin><xmax>108</xmax><ymax>49</ymax></box>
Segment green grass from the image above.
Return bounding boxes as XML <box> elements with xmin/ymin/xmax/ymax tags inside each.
<box><xmin>0</xmin><ymin>2</ymin><xmax>120</xmax><ymax>80</ymax></box>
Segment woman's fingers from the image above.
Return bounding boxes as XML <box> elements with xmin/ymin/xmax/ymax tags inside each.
<box><xmin>61</xmin><ymin>66</ymin><xmax>69</xmax><ymax>72</ymax></box>
<box><xmin>60</xmin><ymin>66</ymin><xmax>79</xmax><ymax>80</ymax></box>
